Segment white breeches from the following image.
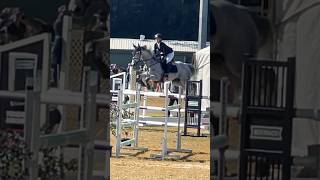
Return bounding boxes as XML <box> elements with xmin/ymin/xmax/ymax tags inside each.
<box><xmin>166</xmin><ymin>52</ymin><xmax>174</xmax><ymax>63</ymax></box>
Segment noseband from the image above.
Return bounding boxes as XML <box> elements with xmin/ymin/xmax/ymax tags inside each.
<box><xmin>132</xmin><ymin>49</ymin><xmax>158</xmax><ymax>67</ymax></box>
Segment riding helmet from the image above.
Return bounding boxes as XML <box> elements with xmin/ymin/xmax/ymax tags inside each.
<box><xmin>154</xmin><ymin>33</ymin><xmax>162</xmax><ymax>39</ymax></box>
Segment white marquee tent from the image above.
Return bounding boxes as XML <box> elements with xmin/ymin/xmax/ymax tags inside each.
<box><xmin>274</xmin><ymin>0</ymin><xmax>320</xmax><ymax>156</ymax></box>
<box><xmin>192</xmin><ymin>46</ymin><xmax>210</xmax><ymax>110</ymax></box>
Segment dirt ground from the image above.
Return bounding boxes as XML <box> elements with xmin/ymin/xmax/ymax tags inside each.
<box><xmin>110</xmin><ymin>126</ymin><xmax>210</xmax><ymax>180</ymax></box>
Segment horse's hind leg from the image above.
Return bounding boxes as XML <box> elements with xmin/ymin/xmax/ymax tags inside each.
<box><xmin>156</xmin><ymin>82</ymin><xmax>161</xmax><ymax>92</ymax></box>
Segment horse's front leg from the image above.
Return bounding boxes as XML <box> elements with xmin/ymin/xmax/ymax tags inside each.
<box><xmin>138</xmin><ymin>73</ymin><xmax>149</xmax><ymax>88</ymax></box>
<box><xmin>156</xmin><ymin>83</ymin><xmax>161</xmax><ymax>92</ymax></box>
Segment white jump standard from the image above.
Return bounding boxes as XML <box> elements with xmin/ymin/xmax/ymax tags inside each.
<box><xmin>114</xmin><ymin>83</ymin><xmax>148</xmax><ymax>157</ymax></box>
<box><xmin>112</xmin><ymin>79</ymin><xmax>194</xmax><ymax>159</ymax></box>
<box><xmin>150</xmin><ymin>81</ymin><xmax>192</xmax><ymax>160</ymax></box>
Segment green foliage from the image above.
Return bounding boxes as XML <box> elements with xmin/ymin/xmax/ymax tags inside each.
<box><xmin>0</xmin><ymin>130</ymin><xmax>78</xmax><ymax>180</ymax></box>
<box><xmin>38</xmin><ymin>147</ymin><xmax>77</xmax><ymax>180</ymax></box>
<box><xmin>0</xmin><ymin>130</ymin><xmax>31</xmax><ymax>180</ymax></box>
<box><xmin>110</xmin><ymin>102</ymin><xmax>134</xmax><ymax>139</ymax></box>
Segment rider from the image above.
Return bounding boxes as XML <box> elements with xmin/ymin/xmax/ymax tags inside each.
<box><xmin>7</xmin><ymin>8</ymin><xmax>26</xmax><ymax>41</ymax></box>
<box><xmin>153</xmin><ymin>33</ymin><xmax>174</xmax><ymax>74</ymax></box>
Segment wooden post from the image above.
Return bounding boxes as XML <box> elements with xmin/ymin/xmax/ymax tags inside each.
<box><xmin>25</xmin><ymin>90</ymin><xmax>41</xmax><ymax>180</ymax></box>
<box><xmin>78</xmin><ymin>69</ymin><xmax>97</xmax><ymax>180</ymax></box>
<box><xmin>83</xmin><ymin>70</ymin><xmax>98</xmax><ymax>180</ymax></box>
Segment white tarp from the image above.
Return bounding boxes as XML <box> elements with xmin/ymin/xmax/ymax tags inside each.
<box><xmin>192</xmin><ymin>46</ymin><xmax>210</xmax><ymax>110</ymax></box>
<box><xmin>276</xmin><ymin>1</ymin><xmax>320</xmax><ymax>156</ymax></box>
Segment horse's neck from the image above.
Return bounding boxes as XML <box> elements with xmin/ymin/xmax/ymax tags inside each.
<box><xmin>144</xmin><ymin>58</ymin><xmax>156</xmax><ymax>67</ymax></box>
<box><xmin>73</xmin><ymin>0</ymin><xmax>109</xmax><ymax>30</ymax></box>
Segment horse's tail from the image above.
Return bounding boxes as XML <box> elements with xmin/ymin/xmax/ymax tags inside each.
<box><xmin>247</xmin><ymin>11</ymin><xmax>273</xmax><ymax>47</ymax></box>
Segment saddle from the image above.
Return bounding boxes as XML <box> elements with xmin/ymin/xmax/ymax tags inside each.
<box><xmin>158</xmin><ymin>56</ymin><xmax>178</xmax><ymax>74</ymax></box>
<box><xmin>167</xmin><ymin>63</ymin><xmax>178</xmax><ymax>73</ymax></box>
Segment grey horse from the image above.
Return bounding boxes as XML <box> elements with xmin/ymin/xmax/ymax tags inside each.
<box><xmin>211</xmin><ymin>1</ymin><xmax>275</xmax><ymax>177</ymax></box>
<box><xmin>68</xmin><ymin>0</ymin><xmax>110</xmax><ymax>78</ymax></box>
<box><xmin>211</xmin><ymin>0</ymin><xmax>273</xmax><ymax>103</ymax></box>
<box><xmin>0</xmin><ymin>7</ymin><xmax>53</xmax><ymax>45</ymax></box>
<box><xmin>131</xmin><ymin>44</ymin><xmax>194</xmax><ymax>90</ymax></box>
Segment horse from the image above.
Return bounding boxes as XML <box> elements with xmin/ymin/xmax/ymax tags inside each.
<box><xmin>68</xmin><ymin>0</ymin><xmax>110</xmax><ymax>31</ymax></box>
<box><xmin>0</xmin><ymin>7</ymin><xmax>53</xmax><ymax>45</ymax></box>
<box><xmin>211</xmin><ymin>1</ymin><xmax>275</xmax><ymax>177</ymax></box>
<box><xmin>67</xmin><ymin>0</ymin><xmax>110</xmax><ymax>79</ymax></box>
<box><xmin>131</xmin><ymin>44</ymin><xmax>194</xmax><ymax>91</ymax></box>
<box><xmin>210</xmin><ymin>0</ymin><xmax>274</xmax><ymax>104</ymax></box>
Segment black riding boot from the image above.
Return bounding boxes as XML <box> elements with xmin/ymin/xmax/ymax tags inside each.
<box><xmin>167</xmin><ymin>62</ymin><xmax>173</xmax><ymax>73</ymax></box>
<box><xmin>161</xmin><ymin>61</ymin><xmax>167</xmax><ymax>73</ymax></box>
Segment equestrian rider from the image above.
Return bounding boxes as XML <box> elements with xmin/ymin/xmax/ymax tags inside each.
<box><xmin>7</xmin><ymin>8</ymin><xmax>26</xmax><ymax>41</ymax></box>
<box><xmin>153</xmin><ymin>33</ymin><xmax>174</xmax><ymax>74</ymax></box>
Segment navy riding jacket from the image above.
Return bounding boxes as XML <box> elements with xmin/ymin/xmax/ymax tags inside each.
<box><xmin>154</xmin><ymin>42</ymin><xmax>173</xmax><ymax>56</ymax></box>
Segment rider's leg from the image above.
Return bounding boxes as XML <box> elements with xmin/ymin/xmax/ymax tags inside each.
<box><xmin>166</xmin><ymin>52</ymin><xmax>174</xmax><ymax>64</ymax></box>
<box><xmin>161</xmin><ymin>59</ymin><xmax>167</xmax><ymax>73</ymax></box>
<box><xmin>165</xmin><ymin>52</ymin><xmax>174</xmax><ymax>73</ymax></box>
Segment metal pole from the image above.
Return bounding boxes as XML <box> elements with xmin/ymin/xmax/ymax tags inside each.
<box><xmin>163</xmin><ymin>82</ymin><xmax>170</xmax><ymax>160</ymax></box>
<box><xmin>176</xmin><ymin>86</ymin><xmax>182</xmax><ymax>150</ymax></box>
<box><xmin>128</xmin><ymin>65</ymin><xmax>135</xmax><ymax>90</ymax></box>
<box><xmin>134</xmin><ymin>83</ymin><xmax>141</xmax><ymax>147</ymax></box>
<box><xmin>218</xmin><ymin>77</ymin><xmax>229</xmax><ymax>180</ymax></box>
<box><xmin>116</xmin><ymin>86</ymin><xmax>123</xmax><ymax>157</ymax></box>
<box><xmin>198</xmin><ymin>0</ymin><xmax>208</xmax><ymax>49</ymax></box>
<box><xmin>78</xmin><ymin>68</ymin><xmax>89</xmax><ymax>180</ymax></box>
<box><xmin>25</xmin><ymin>90</ymin><xmax>41</xmax><ymax>180</ymax></box>
<box><xmin>83</xmin><ymin>70</ymin><xmax>97</xmax><ymax>180</ymax></box>
<box><xmin>122</xmin><ymin>72</ymin><xmax>126</xmax><ymax>91</ymax></box>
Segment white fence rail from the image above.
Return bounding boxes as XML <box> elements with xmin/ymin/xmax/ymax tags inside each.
<box><xmin>0</xmin><ymin>70</ymin><xmax>109</xmax><ymax>180</ymax></box>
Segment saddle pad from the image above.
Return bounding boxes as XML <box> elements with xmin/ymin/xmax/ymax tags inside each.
<box><xmin>168</xmin><ymin>63</ymin><xmax>178</xmax><ymax>73</ymax></box>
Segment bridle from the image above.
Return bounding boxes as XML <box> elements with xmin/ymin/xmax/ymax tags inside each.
<box><xmin>132</xmin><ymin>48</ymin><xmax>160</xmax><ymax>68</ymax></box>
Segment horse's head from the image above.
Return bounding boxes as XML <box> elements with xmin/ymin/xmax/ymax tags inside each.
<box><xmin>68</xmin><ymin>0</ymin><xmax>110</xmax><ymax>29</ymax></box>
<box><xmin>131</xmin><ymin>44</ymin><xmax>151</xmax><ymax>70</ymax></box>
<box><xmin>68</xmin><ymin>0</ymin><xmax>88</xmax><ymax>16</ymax></box>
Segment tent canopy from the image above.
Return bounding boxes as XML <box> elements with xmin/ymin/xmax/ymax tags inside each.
<box><xmin>275</xmin><ymin>0</ymin><xmax>320</xmax><ymax>156</ymax></box>
<box><xmin>192</xmin><ymin>46</ymin><xmax>210</xmax><ymax>109</ymax></box>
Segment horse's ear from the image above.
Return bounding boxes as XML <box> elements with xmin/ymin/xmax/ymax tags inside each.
<box><xmin>138</xmin><ymin>43</ymin><xmax>140</xmax><ymax>47</ymax></box>
<box><xmin>133</xmin><ymin>43</ymin><xmax>137</xmax><ymax>49</ymax></box>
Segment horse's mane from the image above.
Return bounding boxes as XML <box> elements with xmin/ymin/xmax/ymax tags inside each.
<box><xmin>137</xmin><ymin>46</ymin><xmax>154</xmax><ymax>58</ymax></box>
